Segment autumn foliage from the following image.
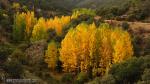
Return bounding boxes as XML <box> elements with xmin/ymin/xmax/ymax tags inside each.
<box><xmin>13</xmin><ymin>11</ymin><xmax>37</xmax><ymax>42</ymax></box>
<box><xmin>31</xmin><ymin>16</ymin><xmax>71</xmax><ymax>41</ymax></box>
<box><xmin>13</xmin><ymin>11</ymin><xmax>133</xmax><ymax>77</ymax></box>
<box><xmin>71</xmin><ymin>8</ymin><xmax>96</xmax><ymax>19</ymax></box>
<box><xmin>13</xmin><ymin>11</ymin><xmax>71</xmax><ymax>42</ymax></box>
<box><xmin>45</xmin><ymin>41</ymin><xmax>58</xmax><ymax>70</ymax></box>
<box><xmin>30</xmin><ymin>17</ymin><xmax>48</xmax><ymax>42</ymax></box>
<box><xmin>46</xmin><ymin>16</ymin><xmax>71</xmax><ymax>36</ymax></box>
<box><xmin>60</xmin><ymin>23</ymin><xmax>133</xmax><ymax>76</ymax></box>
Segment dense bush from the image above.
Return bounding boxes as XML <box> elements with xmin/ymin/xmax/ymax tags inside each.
<box><xmin>75</xmin><ymin>72</ymin><xmax>89</xmax><ymax>84</ymax></box>
<box><xmin>132</xmin><ymin>35</ymin><xmax>143</xmax><ymax>57</ymax></box>
<box><xmin>137</xmin><ymin>69</ymin><xmax>150</xmax><ymax>84</ymax></box>
<box><xmin>4</xmin><ymin>60</ymin><xmax>23</xmax><ymax>78</ymax></box>
<box><xmin>61</xmin><ymin>73</ymin><xmax>74</xmax><ymax>84</ymax></box>
<box><xmin>141</xmin><ymin>56</ymin><xmax>150</xmax><ymax>69</ymax></box>
<box><xmin>72</xmin><ymin>8</ymin><xmax>96</xmax><ymax>19</ymax></box>
<box><xmin>88</xmin><ymin>77</ymin><xmax>101</xmax><ymax>84</ymax></box>
<box><xmin>109</xmin><ymin>57</ymin><xmax>144</xmax><ymax>84</ymax></box>
<box><xmin>17</xmin><ymin>43</ymin><xmax>29</xmax><ymax>51</ymax></box>
<box><xmin>121</xmin><ymin>22</ymin><xmax>129</xmax><ymax>30</ymax></box>
<box><xmin>141</xmin><ymin>69</ymin><xmax>150</xmax><ymax>81</ymax></box>
<box><xmin>0</xmin><ymin>43</ymin><xmax>14</xmax><ymax>62</ymax></box>
<box><xmin>88</xmin><ymin>75</ymin><xmax>116</xmax><ymax>84</ymax></box>
<box><xmin>100</xmin><ymin>74</ymin><xmax>116</xmax><ymax>84</ymax></box>
<box><xmin>11</xmin><ymin>49</ymin><xmax>28</xmax><ymax>65</ymax></box>
<box><xmin>109</xmin><ymin>56</ymin><xmax>150</xmax><ymax>84</ymax></box>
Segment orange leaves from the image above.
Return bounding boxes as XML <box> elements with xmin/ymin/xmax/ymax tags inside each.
<box><xmin>60</xmin><ymin>23</ymin><xmax>133</xmax><ymax>76</ymax></box>
<box><xmin>25</xmin><ymin>11</ymin><xmax>37</xmax><ymax>40</ymax></box>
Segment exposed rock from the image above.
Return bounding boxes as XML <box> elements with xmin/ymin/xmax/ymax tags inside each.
<box><xmin>25</xmin><ymin>40</ymin><xmax>47</xmax><ymax>65</ymax></box>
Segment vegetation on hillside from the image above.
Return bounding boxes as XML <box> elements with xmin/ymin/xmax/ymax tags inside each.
<box><xmin>0</xmin><ymin>0</ymin><xmax>150</xmax><ymax>84</ymax></box>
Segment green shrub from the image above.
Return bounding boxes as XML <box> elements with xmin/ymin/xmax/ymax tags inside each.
<box><xmin>141</xmin><ymin>56</ymin><xmax>150</xmax><ymax>69</ymax></box>
<box><xmin>137</xmin><ymin>68</ymin><xmax>150</xmax><ymax>84</ymax></box>
<box><xmin>88</xmin><ymin>75</ymin><xmax>116</xmax><ymax>84</ymax></box>
<box><xmin>108</xmin><ymin>56</ymin><xmax>150</xmax><ymax>84</ymax></box>
<box><xmin>133</xmin><ymin>35</ymin><xmax>143</xmax><ymax>57</ymax></box>
<box><xmin>100</xmin><ymin>74</ymin><xmax>116</xmax><ymax>84</ymax></box>
<box><xmin>121</xmin><ymin>22</ymin><xmax>129</xmax><ymax>30</ymax></box>
<box><xmin>11</xmin><ymin>49</ymin><xmax>28</xmax><ymax>65</ymax></box>
<box><xmin>72</xmin><ymin>8</ymin><xmax>96</xmax><ymax>17</ymax></box>
<box><xmin>46</xmin><ymin>77</ymin><xmax>60</xmax><ymax>84</ymax></box>
<box><xmin>145</xmin><ymin>38</ymin><xmax>150</xmax><ymax>55</ymax></box>
<box><xmin>109</xmin><ymin>57</ymin><xmax>144</xmax><ymax>84</ymax></box>
<box><xmin>76</xmin><ymin>72</ymin><xmax>89</xmax><ymax>84</ymax></box>
<box><xmin>137</xmin><ymin>81</ymin><xmax>150</xmax><ymax>84</ymax></box>
<box><xmin>17</xmin><ymin>43</ymin><xmax>29</xmax><ymax>51</ymax></box>
<box><xmin>61</xmin><ymin>73</ymin><xmax>74</xmax><ymax>84</ymax></box>
<box><xmin>142</xmin><ymin>69</ymin><xmax>150</xmax><ymax>81</ymax></box>
<box><xmin>13</xmin><ymin>14</ymin><xmax>26</xmax><ymax>42</ymax></box>
<box><xmin>87</xmin><ymin>77</ymin><xmax>101</xmax><ymax>84</ymax></box>
<box><xmin>4</xmin><ymin>60</ymin><xmax>23</xmax><ymax>78</ymax></box>
<box><xmin>0</xmin><ymin>43</ymin><xmax>14</xmax><ymax>62</ymax></box>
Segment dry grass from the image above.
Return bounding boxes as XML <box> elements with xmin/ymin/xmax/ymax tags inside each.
<box><xmin>129</xmin><ymin>22</ymin><xmax>150</xmax><ymax>32</ymax></box>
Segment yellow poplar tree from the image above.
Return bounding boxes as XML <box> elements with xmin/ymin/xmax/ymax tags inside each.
<box><xmin>94</xmin><ymin>24</ymin><xmax>113</xmax><ymax>76</ymax></box>
<box><xmin>13</xmin><ymin>12</ymin><xmax>26</xmax><ymax>42</ymax></box>
<box><xmin>31</xmin><ymin>17</ymin><xmax>48</xmax><ymax>42</ymax></box>
<box><xmin>13</xmin><ymin>11</ymin><xmax>36</xmax><ymax>42</ymax></box>
<box><xmin>45</xmin><ymin>41</ymin><xmax>58</xmax><ymax>70</ymax></box>
<box><xmin>60</xmin><ymin>23</ymin><xmax>97</xmax><ymax>73</ymax></box>
<box><xmin>46</xmin><ymin>16</ymin><xmax>71</xmax><ymax>36</ymax></box>
<box><xmin>60</xmin><ymin>23</ymin><xmax>133</xmax><ymax>76</ymax></box>
<box><xmin>60</xmin><ymin>28</ymin><xmax>78</xmax><ymax>72</ymax></box>
<box><xmin>111</xmin><ymin>29</ymin><xmax>133</xmax><ymax>63</ymax></box>
<box><xmin>25</xmin><ymin>11</ymin><xmax>37</xmax><ymax>40</ymax></box>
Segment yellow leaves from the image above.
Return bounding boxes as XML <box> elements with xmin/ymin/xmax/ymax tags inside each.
<box><xmin>30</xmin><ymin>15</ymin><xmax>71</xmax><ymax>42</ymax></box>
<box><xmin>12</xmin><ymin>2</ymin><xmax>20</xmax><ymax>9</ymax></box>
<box><xmin>14</xmin><ymin>11</ymin><xmax>72</xmax><ymax>42</ymax></box>
<box><xmin>71</xmin><ymin>8</ymin><xmax>96</xmax><ymax>19</ymax></box>
<box><xmin>13</xmin><ymin>12</ymin><xmax>26</xmax><ymax>41</ymax></box>
<box><xmin>112</xmin><ymin>29</ymin><xmax>133</xmax><ymax>63</ymax></box>
<box><xmin>13</xmin><ymin>11</ymin><xmax>133</xmax><ymax>77</ymax></box>
<box><xmin>13</xmin><ymin>11</ymin><xmax>37</xmax><ymax>41</ymax></box>
<box><xmin>45</xmin><ymin>41</ymin><xmax>58</xmax><ymax>70</ymax></box>
<box><xmin>60</xmin><ymin>23</ymin><xmax>133</xmax><ymax>76</ymax></box>
<box><xmin>15</xmin><ymin>12</ymin><xmax>25</xmax><ymax>28</ymax></box>
<box><xmin>60</xmin><ymin>28</ymin><xmax>78</xmax><ymax>72</ymax></box>
<box><xmin>47</xmin><ymin>16</ymin><xmax>71</xmax><ymax>36</ymax></box>
<box><xmin>31</xmin><ymin>15</ymin><xmax>71</xmax><ymax>41</ymax></box>
<box><xmin>31</xmin><ymin>17</ymin><xmax>48</xmax><ymax>41</ymax></box>
<box><xmin>60</xmin><ymin>23</ymin><xmax>97</xmax><ymax>73</ymax></box>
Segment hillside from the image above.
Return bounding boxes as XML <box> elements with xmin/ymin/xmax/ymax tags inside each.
<box><xmin>75</xmin><ymin>0</ymin><xmax>128</xmax><ymax>8</ymax></box>
<box><xmin>13</xmin><ymin>0</ymin><xmax>150</xmax><ymax>21</ymax></box>
<box><xmin>0</xmin><ymin>0</ymin><xmax>150</xmax><ymax>84</ymax></box>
